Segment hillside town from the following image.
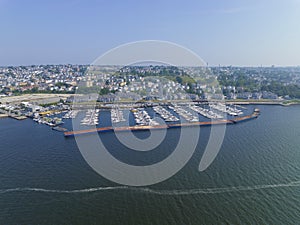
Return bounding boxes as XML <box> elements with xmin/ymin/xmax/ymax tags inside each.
<box><xmin>1</xmin><ymin>65</ymin><xmax>300</xmax><ymax>103</ymax></box>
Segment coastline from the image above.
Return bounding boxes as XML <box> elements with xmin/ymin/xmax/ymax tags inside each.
<box><xmin>226</xmin><ymin>100</ymin><xmax>300</xmax><ymax>106</ymax></box>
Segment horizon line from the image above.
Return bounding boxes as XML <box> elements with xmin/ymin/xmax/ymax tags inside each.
<box><xmin>1</xmin><ymin>64</ymin><xmax>300</xmax><ymax>68</ymax></box>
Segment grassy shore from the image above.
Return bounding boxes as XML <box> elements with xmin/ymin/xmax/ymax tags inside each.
<box><xmin>281</xmin><ymin>99</ymin><xmax>300</xmax><ymax>106</ymax></box>
<box><xmin>226</xmin><ymin>99</ymin><xmax>300</xmax><ymax>106</ymax></box>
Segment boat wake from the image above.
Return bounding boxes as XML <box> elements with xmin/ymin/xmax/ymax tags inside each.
<box><xmin>1</xmin><ymin>180</ymin><xmax>300</xmax><ymax>195</ymax></box>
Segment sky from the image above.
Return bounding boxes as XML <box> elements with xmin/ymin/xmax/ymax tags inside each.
<box><xmin>0</xmin><ymin>0</ymin><xmax>300</xmax><ymax>66</ymax></box>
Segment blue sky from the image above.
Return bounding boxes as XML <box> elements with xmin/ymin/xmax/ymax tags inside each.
<box><xmin>0</xmin><ymin>0</ymin><xmax>299</xmax><ymax>66</ymax></box>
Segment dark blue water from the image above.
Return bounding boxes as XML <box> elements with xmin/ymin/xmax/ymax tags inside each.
<box><xmin>0</xmin><ymin>105</ymin><xmax>300</xmax><ymax>224</ymax></box>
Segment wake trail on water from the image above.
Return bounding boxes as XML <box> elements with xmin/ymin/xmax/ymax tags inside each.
<box><xmin>1</xmin><ymin>180</ymin><xmax>300</xmax><ymax>195</ymax></box>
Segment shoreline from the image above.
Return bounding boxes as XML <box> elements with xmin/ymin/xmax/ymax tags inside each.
<box><xmin>226</xmin><ymin>100</ymin><xmax>300</xmax><ymax>106</ymax></box>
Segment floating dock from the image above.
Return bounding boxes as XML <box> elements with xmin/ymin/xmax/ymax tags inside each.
<box><xmin>64</xmin><ymin>109</ymin><xmax>260</xmax><ymax>137</ymax></box>
<box><xmin>0</xmin><ymin>114</ymin><xmax>8</xmax><ymax>118</ymax></box>
<box><xmin>9</xmin><ymin>115</ymin><xmax>27</xmax><ymax>120</ymax></box>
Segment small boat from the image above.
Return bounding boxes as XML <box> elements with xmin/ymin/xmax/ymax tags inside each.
<box><xmin>52</xmin><ymin>126</ymin><xmax>68</xmax><ymax>132</ymax></box>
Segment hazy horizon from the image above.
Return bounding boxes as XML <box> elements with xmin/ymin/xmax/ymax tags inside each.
<box><xmin>1</xmin><ymin>63</ymin><xmax>299</xmax><ymax>68</ymax></box>
<box><xmin>1</xmin><ymin>0</ymin><xmax>300</xmax><ymax>66</ymax></box>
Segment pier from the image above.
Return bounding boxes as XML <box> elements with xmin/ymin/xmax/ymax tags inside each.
<box><xmin>9</xmin><ymin>115</ymin><xmax>27</xmax><ymax>120</ymax></box>
<box><xmin>0</xmin><ymin>113</ymin><xmax>8</xmax><ymax>118</ymax></box>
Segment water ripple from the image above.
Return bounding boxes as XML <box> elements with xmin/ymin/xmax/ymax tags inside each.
<box><xmin>1</xmin><ymin>180</ymin><xmax>300</xmax><ymax>195</ymax></box>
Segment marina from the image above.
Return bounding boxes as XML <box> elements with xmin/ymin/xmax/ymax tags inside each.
<box><xmin>131</xmin><ymin>108</ymin><xmax>160</xmax><ymax>126</ymax></box>
<box><xmin>1</xmin><ymin>101</ymin><xmax>260</xmax><ymax>135</ymax></box>
<box><xmin>1</xmin><ymin>2</ymin><xmax>299</xmax><ymax>223</ymax></box>
<box><xmin>111</xmin><ymin>107</ymin><xmax>126</xmax><ymax>123</ymax></box>
<box><xmin>168</xmin><ymin>104</ymin><xmax>199</xmax><ymax>122</ymax></box>
<box><xmin>80</xmin><ymin>109</ymin><xmax>99</xmax><ymax>126</ymax></box>
<box><xmin>152</xmin><ymin>106</ymin><xmax>179</xmax><ymax>122</ymax></box>
<box><xmin>63</xmin><ymin>110</ymin><xmax>79</xmax><ymax>119</ymax></box>
<box><xmin>64</xmin><ymin>108</ymin><xmax>260</xmax><ymax>137</ymax></box>
<box><xmin>209</xmin><ymin>103</ymin><xmax>243</xmax><ymax>116</ymax></box>
<box><xmin>33</xmin><ymin>116</ymin><xmax>64</xmax><ymax>127</ymax></box>
<box><xmin>189</xmin><ymin>104</ymin><xmax>223</xmax><ymax>119</ymax></box>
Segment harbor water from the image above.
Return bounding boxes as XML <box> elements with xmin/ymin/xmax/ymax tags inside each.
<box><xmin>0</xmin><ymin>105</ymin><xmax>300</xmax><ymax>224</ymax></box>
